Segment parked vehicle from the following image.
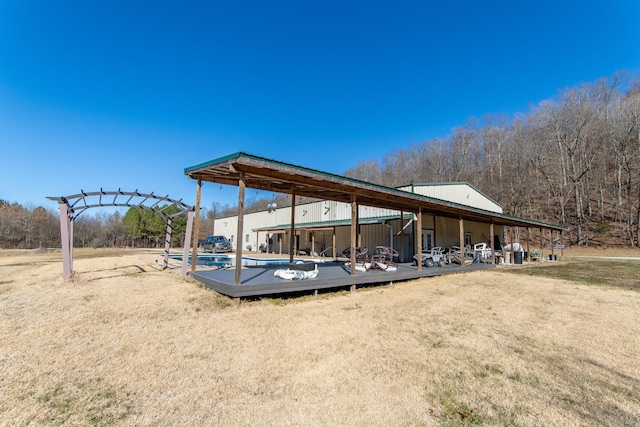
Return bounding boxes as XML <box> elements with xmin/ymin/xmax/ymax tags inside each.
<box><xmin>413</xmin><ymin>247</ymin><xmax>445</xmax><ymax>268</ymax></box>
<box><xmin>198</xmin><ymin>235</ymin><xmax>233</xmax><ymax>253</ymax></box>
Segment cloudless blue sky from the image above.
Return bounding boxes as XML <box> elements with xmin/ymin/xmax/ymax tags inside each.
<box><xmin>1</xmin><ymin>0</ymin><xmax>639</xmax><ymax>213</ymax></box>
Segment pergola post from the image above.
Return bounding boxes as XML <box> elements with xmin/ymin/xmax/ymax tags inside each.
<box><xmin>289</xmin><ymin>193</ymin><xmax>296</xmax><ymax>263</ymax></box>
<box><xmin>181</xmin><ymin>210</ymin><xmax>194</xmax><ymax>276</ymax></box>
<box><xmin>235</xmin><ymin>173</ymin><xmax>246</xmax><ymax>286</ymax></box>
<box><xmin>416</xmin><ymin>208</ymin><xmax>422</xmax><ymax>271</ymax></box>
<box><xmin>191</xmin><ymin>179</ymin><xmax>202</xmax><ymax>273</ymax></box>
<box><xmin>58</xmin><ymin>203</ymin><xmax>73</xmax><ymax>280</ymax></box>
<box><xmin>163</xmin><ymin>218</ymin><xmax>172</xmax><ymax>269</ymax></box>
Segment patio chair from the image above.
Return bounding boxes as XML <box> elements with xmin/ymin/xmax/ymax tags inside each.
<box><xmin>473</xmin><ymin>243</ymin><xmax>492</xmax><ymax>262</ymax></box>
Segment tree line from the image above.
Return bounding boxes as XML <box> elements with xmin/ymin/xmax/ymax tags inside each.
<box><xmin>0</xmin><ymin>201</ymin><xmax>189</xmax><ymax>249</ymax></box>
<box><xmin>342</xmin><ymin>71</ymin><xmax>640</xmax><ymax>247</ymax></box>
<box><xmin>214</xmin><ymin>71</ymin><xmax>640</xmax><ymax>247</ymax></box>
<box><xmin>2</xmin><ymin>71</ymin><xmax>639</xmax><ymax>248</ymax></box>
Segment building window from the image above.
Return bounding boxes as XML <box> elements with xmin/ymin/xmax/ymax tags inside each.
<box><xmin>464</xmin><ymin>232</ymin><xmax>473</xmax><ymax>248</ymax></box>
<box><xmin>245</xmin><ymin>234</ymin><xmax>250</xmax><ymax>243</ymax></box>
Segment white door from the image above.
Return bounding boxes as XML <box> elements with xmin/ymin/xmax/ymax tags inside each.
<box><xmin>422</xmin><ymin>229</ymin><xmax>434</xmax><ymax>251</ymax></box>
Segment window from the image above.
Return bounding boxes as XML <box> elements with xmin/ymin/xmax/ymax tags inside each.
<box><xmin>464</xmin><ymin>232</ymin><xmax>473</xmax><ymax>248</ymax></box>
<box><xmin>245</xmin><ymin>234</ymin><xmax>250</xmax><ymax>243</ymax></box>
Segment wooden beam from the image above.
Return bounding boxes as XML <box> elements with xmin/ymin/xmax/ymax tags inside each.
<box><xmin>311</xmin><ymin>232</ymin><xmax>315</xmax><ymax>256</ymax></box>
<box><xmin>356</xmin><ymin>202</ymin><xmax>361</xmax><ymax>248</ymax></box>
<box><xmin>350</xmin><ymin>194</ymin><xmax>357</xmax><ymax>292</ymax></box>
<box><xmin>416</xmin><ymin>208</ymin><xmax>422</xmax><ymax>271</ymax></box>
<box><xmin>459</xmin><ymin>217</ymin><xmax>465</xmax><ymax>268</ymax></box>
<box><xmin>509</xmin><ymin>226</ymin><xmax>514</xmax><ymax>264</ymax></box>
<box><xmin>399</xmin><ymin>210</ymin><xmax>405</xmax><ymax>262</ymax></box>
<box><xmin>234</xmin><ymin>173</ymin><xmax>245</xmax><ymax>286</ymax></box>
<box><xmin>289</xmin><ymin>193</ymin><xmax>296</xmax><ymax>263</ymax></box>
<box><xmin>190</xmin><ymin>179</ymin><xmax>202</xmax><ymax>273</ymax></box>
<box><xmin>332</xmin><ymin>228</ymin><xmax>336</xmax><ymax>259</ymax></box>
<box><xmin>490</xmin><ymin>221</ymin><xmax>495</xmax><ymax>265</ymax></box>
<box><xmin>539</xmin><ymin>227</ymin><xmax>544</xmax><ymax>261</ymax></box>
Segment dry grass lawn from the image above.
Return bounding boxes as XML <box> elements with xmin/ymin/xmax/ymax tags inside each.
<box><xmin>1</xmin><ymin>248</ymin><xmax>639</xmax><ymax>426</ymax></box>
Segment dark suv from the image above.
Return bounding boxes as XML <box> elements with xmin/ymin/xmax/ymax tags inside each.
<box><xmin>199</xmin><ymin>235</ymin><xmax>233</xmax><ymax>253</ymax></box>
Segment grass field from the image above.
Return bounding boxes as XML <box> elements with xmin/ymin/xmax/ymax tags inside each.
<box><xmin>1</xmin><ymin>248</ymin><xmax>638</xmax><ymax>426</ymax></box>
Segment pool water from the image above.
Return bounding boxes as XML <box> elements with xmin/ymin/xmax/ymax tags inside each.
<box><xmin>169</xmin><ymin>254</ymin><xmax>316</xmax><ymax>267</ymax></box>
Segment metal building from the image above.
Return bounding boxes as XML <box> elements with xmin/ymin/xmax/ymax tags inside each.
<box><xmin>210</xmin><ymin>183</ymin><xmax>504</xmax><ymax>263</ymax></box>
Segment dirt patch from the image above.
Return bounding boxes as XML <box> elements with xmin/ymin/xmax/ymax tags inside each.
<box><xmin>1</xmin><ymin>249</ymin><xmax>639</xmax><ymax>425</ymax></box>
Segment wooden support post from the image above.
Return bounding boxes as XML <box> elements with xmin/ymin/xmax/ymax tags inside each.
<box><xmin>356</xmin><ymin>203</ymin><xmax>361</xmax><ymax>248</ymax></box>
<box><xmin>459</xmin><ymin>217</ymin><xmax>465</xmax><ymax>268</ymax></box>
<box><xmin>332</xmin><ymin>229</ymin><xmax>336</xmax><ymax>259</ymax></box>
<box><xmin>289</xmin><ymin>193</ymin><xmax>296</xmax><ymax>263</ymax></box>
<box><xmin>509</xmin><ymin>226</ymin><xmax>514</xmax><ymax>264</ymax></box>
<box><xmin>181</xmin><ymin>210</ymin><xmax>194</xmax><ymax>276</ymax></box>
<box><xmin>279</xmin><ymin>233</ymin><xmax>283</xmax><ymax>255</ymax></box>
<box><xmin>539</xmin><ymin>227</ymin><xmax>544</xmax><ymax>262</ymax></box>
<box><xmin>311</xmin><ymin>232</ymin><xmax>315</xmax><ymax>256</ymax></box>
<box><xmin>560</xmin><ymin>230</ymin><xmax>565</xmax><ymax>258</ymax></box>
<box><xmin>550</xmin><ymin>229</ymin><xmax>555</xmax><ymax>260</ymax></box>
<box><xmin>163</xmin><ymin>218</ymin><xmax>172</xmax><ymax>269</ymax></box>
<box><xmin>234</xmin><ymin>173</ymin><xmax>245</xmax><ymax>286</ymax></box>
<box><xmin>399</xmin><ymin>210</ymin><xmax>404</xmax><ymax>262</ymax></box>
<box><xmin>190</xmin><ymin>180</ymin><xmax>202</xmax><ymax>273</ymax></box>
<box><xmin>490</xmin><ymin>221</ymin><xmax>495</xmax><ymax>265</ymax></box>
<box><xmin>416</xmin><ymin>208</ymin><xmax>423</xmax><ymax>271</ymax></box>
<box><xmin>433</xmin><ymin>213</ymin><xmax>437</xmax><ymax>246</ymax></box>
<box><xmin>59</xmin><ymin>203</ymin><xmax>73</xmax><ymax>280</ymax></box>
<box><xmin>526</xmin><ymin>227</ymin><xmax>531</xmax><ymax>262</ymax></box>
<box><xmin>350</xmin><ymin>194</ymin><xmax>357</xmax><ymax>292</ymax></box>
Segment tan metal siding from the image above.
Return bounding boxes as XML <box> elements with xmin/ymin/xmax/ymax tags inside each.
<box><xmin>398</xmin><ymin>184</ymin><xmax>503</xmax><ymax>213</ymax></box>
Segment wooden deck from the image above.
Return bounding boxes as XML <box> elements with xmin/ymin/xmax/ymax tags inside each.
<box><xmin>190</xmin><ymin>261</ymin><xmax>496</xmax><ymax>298</ymax></box>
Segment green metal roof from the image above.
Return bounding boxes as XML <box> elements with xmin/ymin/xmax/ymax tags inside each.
<box><xmin>185</xmin><ymin>152</ymin><xmax>567</xmax><ymax>232</ymax></box>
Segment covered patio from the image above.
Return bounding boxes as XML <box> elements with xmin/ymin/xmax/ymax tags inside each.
<box><xmin>184</xmin><ymin>152</ymin><xmax>566</xmax><ymax>300</ymax></box>
<box><xmin>191</xmin><ymin>259</ymin><xmax>496</xmax><ymax>299</ymax></box>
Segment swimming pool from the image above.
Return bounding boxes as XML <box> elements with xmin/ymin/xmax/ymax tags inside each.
<box><xmin>169</xmin><ymin>254</ymin><xmax>321</xmax><ymax>267</ymax></box>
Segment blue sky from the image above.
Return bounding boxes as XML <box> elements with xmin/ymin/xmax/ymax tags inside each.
<box><xmin>1</xmin><ymin>0</ymin><xmax>639</xmax><ymax>213</ymax></box>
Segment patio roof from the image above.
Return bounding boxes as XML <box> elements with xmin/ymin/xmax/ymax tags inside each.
<box><xmin>185</xmin><ymin>152</ymin><xmax>566</xmax><ymax>231</ymax></box>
